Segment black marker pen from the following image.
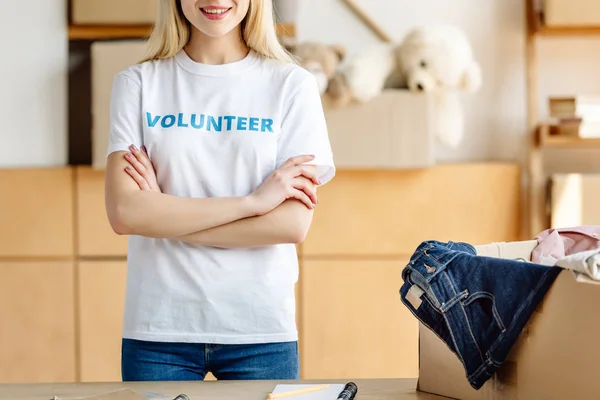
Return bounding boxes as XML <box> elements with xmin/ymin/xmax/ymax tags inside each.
<box><xmin>337</xmin><ymin>382</ymin><xmax>358</xmax><ymax>400</ymax></box>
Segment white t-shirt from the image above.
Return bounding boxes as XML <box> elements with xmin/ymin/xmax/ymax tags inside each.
<box><xmin>107</xmin><ymin>49</ymin><xmax>335</xmax><ymax>345</ymax></box>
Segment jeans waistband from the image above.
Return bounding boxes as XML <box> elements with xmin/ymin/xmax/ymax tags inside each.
<box><xmin>403</xmin><ymin>240</ymin><xmax>476</xmax><ymax>308</ymax></box>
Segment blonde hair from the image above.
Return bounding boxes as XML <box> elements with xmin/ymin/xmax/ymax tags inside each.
<box><xmin>141</xmin><ymin>0</ymin><xmax>295</xmax><ymax>64</ymax></box>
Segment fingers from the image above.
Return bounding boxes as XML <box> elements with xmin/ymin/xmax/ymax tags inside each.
<box><xmin>125</xmin><ymin>166</ymin><xmax>150</xmax><ymax>190</ymax></box>
<box><xmin>277</xmin><ymin>155</ymin><xmax>321</xmax><ymax>185</ymax></box>
<box><xmin>292</xmin><ymin>177</ymin><xmax>318</xmax><ymax>205</ymax></box>
<box><xmin>281</xmin><ymin>154</ymin><xmax>316</xmax><ymax>168</ymax></box>
<box><xmin>290</xmin><ymin>188</ymin><xmax>314</xmax><ymax>210</ymax></box>
<box><xmin>124</xmin><ymin>151</ymin><xmax>146</xmax><ymax>175</ymax></box>
<box><xmin>129</xmin><ymin>144</ymin><xmax>153</xmax><ymax>172</ymax></box>
<box><xmin>294</xmin><ymin>165</ymin><xmax>320</xmax><ymax>186</ymax></box>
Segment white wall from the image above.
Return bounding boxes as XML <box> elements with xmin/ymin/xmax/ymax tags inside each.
<box><xmin>0</xmin><ymin>1</ymin><xmax>68</xmax><ymax>168</ymax></box>
<box><xmin>297</xmin><ymin>0</ymin><xmax>600</xmax><ymax>165</ymax></box>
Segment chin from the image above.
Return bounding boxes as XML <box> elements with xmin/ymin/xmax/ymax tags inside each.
<box><xmin>196</xmin><ymin>24</ymin><xmax>238</xmax><ymax>38</ymax></box>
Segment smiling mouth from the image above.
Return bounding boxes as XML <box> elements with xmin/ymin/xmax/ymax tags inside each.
<box><xmin>200</xmin><ymin>7</ymin><xmax>232</xmax><ymax>19</ymax></box>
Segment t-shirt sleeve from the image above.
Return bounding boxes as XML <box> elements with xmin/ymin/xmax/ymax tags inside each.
<box><xmin>277</xmin><ymin>73</ymin><xmax>336</xmax><ymax>186</ymax></box>
<box><xmin>106</xmin><ymin>72</ymin><xmax>144</xmax><ymax>157</ymax></box>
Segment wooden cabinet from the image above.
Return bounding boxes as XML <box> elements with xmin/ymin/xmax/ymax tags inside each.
<box><xmin>0</xmin><ymin>169</ymin><xmax>74</xmax><ymax>257</ymax></box>
<box><xmin>299</xmin><ymin>259</ymin><xmax>418</xmax><ymax>379</ymax></box>
<box><xmin>0</xmin><ymin>262</ymin><xmax>76</xmax><ymax>383</ymax></box>
<box><xmin>304</xmin><ymin>164</ymin><xmax>521</xmax><ymax>257</ymax></box>
<box><xmin>78</xmin><ymin>261</ymin><xmax>127</xmax><ymax>382</ymax></box>
<box><xmin>76</xmin><ymin>167</ymin><xmax>128</xmax><ymax>257</ymax></box>
<box><xmin>0</xmin><ymin>163</ymin><xmax>522</xmax><ymax>383</ymax></box>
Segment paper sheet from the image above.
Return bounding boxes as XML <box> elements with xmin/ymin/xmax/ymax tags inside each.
<box><xmin>62</xmin><ymin>389</ymin><xmax>149</xmax><ymax>400</ymax></box>
<box><xmin>271</xmin><ymin>384</ymin><xmax>346</xmax><ymax>399</ymax></box>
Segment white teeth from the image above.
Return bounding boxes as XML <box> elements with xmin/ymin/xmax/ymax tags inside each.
<box><xmin>202</xmin><ymin>8</ymin><xmax>228</xmax><ymax>14</ymax></box>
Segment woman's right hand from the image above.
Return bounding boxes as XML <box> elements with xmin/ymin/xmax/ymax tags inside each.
<box><xmin>249</xmin><ymin>155</ymin><xmax>321</xmax><ymax>215</ymax></box>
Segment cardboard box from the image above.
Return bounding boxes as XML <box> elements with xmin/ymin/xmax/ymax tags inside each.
<box><xmin>91</xmin><ymin>40</ymin><xmax>148</xmax><ymax>170</ymax></box>
<box><xmin>323</xmin><ymin>90</ymin><xmax>436</xmax><ymax>169</ymax></box>
<box><xmin>417</xmin><ymin>240</ymin><xmax>600</xmax><ymax>399</ymax></box>
<box><xmin>72</xmin><ymin>0</ymin><xmax>157</xmax><ymax>24</ymax></box>
<box><xmin>543</xmin><ymin>0</ymin><xmax>600</xmax><ymax>26</ymax></box>
<box><xmin>551</xmin><ymin>173</ymin><xmax>600</xmax><ymax>228</ymax></box>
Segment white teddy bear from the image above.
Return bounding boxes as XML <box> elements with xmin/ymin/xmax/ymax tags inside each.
<box><xmin>327</xmin><ymin>25</ymin><xmax>482</xmax><ymax>148</ymax></box>
<box><xmin>398</xmin><ymin>25</ymin><xmax>481</xmax><ymax>148</ymax></box>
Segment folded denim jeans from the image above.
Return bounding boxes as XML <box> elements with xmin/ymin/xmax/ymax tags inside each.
<box><xmin>400</xmin><ymin>240</ymin><xmax>561</xmax><ymax>390</ymax></box>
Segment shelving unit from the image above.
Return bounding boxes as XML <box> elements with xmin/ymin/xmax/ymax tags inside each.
<box><xmin>537</xmin><ymin>124</ymin><xmax>600</xmax><ymax>148</ymax></box>
<box><xmin>525</xmin><ymin>0</ymin><xmax>600</xmax><ymax>237</ymax></box>
<box><xmin>68</xmin><ymin>23</ymin><xmax>296</xmax><ymax>40</ymax></box>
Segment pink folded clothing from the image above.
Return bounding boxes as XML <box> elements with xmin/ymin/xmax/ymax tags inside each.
<box><xmin>532</xmin><ymin>226</ymin><xmax>600</xmax><ymax>263</ymax></box>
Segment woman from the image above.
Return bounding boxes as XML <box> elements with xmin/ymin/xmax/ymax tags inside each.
<box><xmin>104</xmin><ymin>0</ymin><xmax>335</xmax><ymax>382</ymax></box>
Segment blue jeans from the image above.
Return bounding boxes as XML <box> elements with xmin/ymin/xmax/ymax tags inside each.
<box><xmin>400</xmin><ymin>240</ymin><xmax>561</xmax><ymax>390</ymax></box>
<box><xmin>121</xmin><ymin>339</ymin><xmax>300</xmax><ymax>381</ymax></box>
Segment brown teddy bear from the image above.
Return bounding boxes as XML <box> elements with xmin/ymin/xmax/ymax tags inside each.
<box><xmin>283</xmin><ymin>39</ymin><xmax>346</xmax><ymax>96</ymax></box>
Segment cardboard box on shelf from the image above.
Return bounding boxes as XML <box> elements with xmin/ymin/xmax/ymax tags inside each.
<box><xmin>551</xmin><ymin>173</ymin><xmax>600</xmax><ymax>228</ymax></box>
<box><xmin>323</xmin><ymin>90</ymin><xmax>436</xmax><ymax>169</ymax></box>
<box><xmin>72</xmin><ymin>0</ymin><xmax>157</xmax><ymax>24</ymax></box>
<box><xmin>543</xmin><ymin>0</ymin><xmax>600</xmax><ymax>26</ymax></box>
<box><xmin>416</xmin><ymin>240</ymin><xmax>600</xmax><ymax>399</ymax></box>
<box><xmin>91</xmin><ymin>40</ymin><xmax>148</xmax><ymax>170</ymax></box>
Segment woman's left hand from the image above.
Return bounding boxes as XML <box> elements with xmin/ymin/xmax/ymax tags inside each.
<box><xmin>123</xmin><ymin>144</ymin><xmax>162</xmax><ymax>193</ymax></box>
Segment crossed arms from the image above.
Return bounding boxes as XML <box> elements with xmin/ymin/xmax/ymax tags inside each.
<box><xmin>104</xmin><ymin>146</ymin><xmax>320</xmax><ymax>248</ymax></box>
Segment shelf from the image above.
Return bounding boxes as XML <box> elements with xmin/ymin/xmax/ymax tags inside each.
<box><xmin>537</xmin><ymin>124</ymin><xmax>600</xmax><ymax>148</ymax></box>
<box><xmin>68</xmin><ymin>23</ymin><xmax>296</xmax><ymax>40</ymax></box>
<box><xmin>536</xmin><ymin>25</ymin><xmax>600</xmax><ymax>37</ymax></box>
<box><xmin>527</xmin><ymin>0</ymin><xmax>600</xmax><ymax>37</ymax></box>
<box><xmin>68</xmin><ymin>25</ymin><xmax>152</xmax><ymax>39</ymax></box>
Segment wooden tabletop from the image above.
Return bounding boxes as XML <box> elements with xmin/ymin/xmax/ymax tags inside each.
<box><xmin>0</xmin><ymin>379</ymin><xmax>448</xmax><ymax>400</ymax></box>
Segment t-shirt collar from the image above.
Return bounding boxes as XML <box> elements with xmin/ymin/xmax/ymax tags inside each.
<box><xmin>175</xmin><ymin>48</ymin><xmax>259</xmax><ymax>77</ymax></box>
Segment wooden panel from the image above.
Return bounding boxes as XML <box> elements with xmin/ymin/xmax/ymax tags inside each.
<box><xmin>304</xmin><ymin>163</ymin><xmax>521</xmax><ymax>256</ymax></box>
<box><xmin>296</xmin><ymin>259</ymin><xmax>303</xmax><ymax>369</ymax></box>
<box><xmin>79</xmin><ymin>261</ymin><xmax>127</xmax><ymax>382</ymax></box>
<box><xmin>300</xmin><ymin>259</ymin><xmax>418</xmax><ymax>379</ymax></box>
<box><xmin>77</xmin><ymin>167</ymin><xmax>128</xmax><ymax>257</ymax></box>
<box><xmin>0</xmin><ymin>168</ymin><xmax>74</xmax><ymax>257</ymax></box>
<box><xmin>0</xmin><ymin>262</ymin><xmax>76</xmax><ymax>383</ymax></box>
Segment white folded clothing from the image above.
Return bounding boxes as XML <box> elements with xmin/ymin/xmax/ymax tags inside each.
<box><xmin>555</xmin><ymin>249</ymin><xmax>600</xmax><ymax>285</ymax></box>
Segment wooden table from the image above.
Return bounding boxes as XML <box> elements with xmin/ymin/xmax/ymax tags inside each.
<box><xmin>0</xmin><ymin>379</ymin><xmax>449</xmax><ymax>399</ymax></box>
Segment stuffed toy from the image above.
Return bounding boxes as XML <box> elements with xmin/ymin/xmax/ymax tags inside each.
<box><xmin>326</xmin><ymin>42</ymin><xmax>403</xmax><ymax>106</ymax></box>
<box><xmin>283</xmin><ymin>39</ymin><xmax>346</xmax><ymax>95</ymax></box>
<box><xmin>326</xmin><ymin>25</ymin><xmax>482</xmax><ymax>148</ymax></box>
<box><xmin>397</xmin><ymin>25</ymin><xmax>481</xmax><ymax>148</ymax></box>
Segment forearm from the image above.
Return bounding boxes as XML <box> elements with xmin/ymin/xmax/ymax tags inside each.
<box><xmin>176</xmin><ymin>199</ymin><xmax>314</xmax><ymax>248</ymax></box>
<box><xmin>106</xmin><ymin>151</ymin><xmax>258</xmax><ymax>238</ymax></box>
<box><xmin>109</xmin><ymin>190</ymin><xmax>258</xmax><ymax>238</ymax></box>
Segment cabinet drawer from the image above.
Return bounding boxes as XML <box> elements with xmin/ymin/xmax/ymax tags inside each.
<box><xmin>77</xmin><ymin>167</ymin><xmax>128</xmax><ymax>257</ymax></box>
<box><xmin>300</xmin><ymin>259</ymin><xmax>417</xmax><ymax>379</ymax></box>
<box><xmin>0</xmin><ymin>168</ymin><xmax>74</xmax><ymax>257</ymax></box>
<box><xmin>0</xmin><ymin>262</ymin><xmax>76</xmax><ymax>382</ymax></box>
<box><xmin>78</xmin><ymin>261</ymin><xmax>127</xmax><ymax>382</ymax></box>
<box><xmin>304</xmin><ymin>164</ymin><xmax>521</xmax><ymax>256</ymax></box>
